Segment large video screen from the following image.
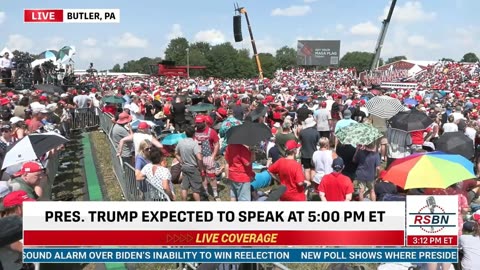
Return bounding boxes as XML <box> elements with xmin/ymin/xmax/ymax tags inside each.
<box><xmin>297</xmin><ymin>40</ymin><xmax>341</xmax><ymax>66</ymax></box>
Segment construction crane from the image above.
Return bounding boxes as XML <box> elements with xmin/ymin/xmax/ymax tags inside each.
<box><xmin>235</xmin><ymin>3</ymin><xmax>264</xmax><ymax>80</ymax></box>
<box><xmin>370</xmin><ymin>0</ymin><xmax>397</xmax><ymax>71</ymax></box>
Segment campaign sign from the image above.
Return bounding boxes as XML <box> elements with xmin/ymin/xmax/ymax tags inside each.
<box><xmin>406</xmin><ymin>195</ymin><xmax>458</xmax><ymax>246</ymax></box>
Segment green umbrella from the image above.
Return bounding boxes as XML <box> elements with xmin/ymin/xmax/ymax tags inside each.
<box><xmin>335</xmin><ymin>123</ymin><xmax>383</xmax><ymax>146</ymax></box>
<box><xmin>57</xmin><ymin>46</ymin><xmax>76</xmax><ymax>64</ymax></box>
<box><xmin>102</xmin><ymin>96</ymin><xmax>124</xmax><ymax>104</ymax></box>
<box><xmin>189</xmin><ymin>103</ymin><xmax>215</xmax><ymax>112</ymax></box>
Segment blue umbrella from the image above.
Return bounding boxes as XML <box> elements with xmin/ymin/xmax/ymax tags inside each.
<box><xmin>161</xmin><ymin>133</ymin><xmax>186</xmax><ymax>146</ymax></box>
<box><xmin>403</xmin><ymin>98</ymin><xmax>418</xmax><ymax>106</ymax></box>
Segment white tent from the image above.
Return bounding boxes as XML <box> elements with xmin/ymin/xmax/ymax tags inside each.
<box><xmin>408</xmin><ymin>64</ymin><xmax>423</xmax><ymax>77</ymax></box>
<box><xmin>0</xmin><ymin>47</ymin><xmax>13</xmax><ymax>57</ymax></box>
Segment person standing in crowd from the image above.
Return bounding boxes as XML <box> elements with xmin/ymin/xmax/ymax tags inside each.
<box><xmin>268</xmin><ymin>140</ymin><xmax>307</xmax><ymax>201</ymax></box>
<box><xmin>117</xmin><ymin>122</ymin><xmax>163</xmax><ymax>159</ymax></box>
<box><xmin>459</xmin><ymin>210</ymin><xmax>480</xmax><ymax>270</ymax></box>
<box><xmin>224</xmin><ymin>143</ymin><xmax>255</xmax><ymax>201</ymax></box>
<box><xmin>299</xmin><ymin>117</ymin><xmax>320</xmax><ymax>184</ymax></box>
<box><xmin>442</xmin><ymin>115</ymin><xmax>458</xmax><ymax>133</ymax></box>
<box><xmin>129</xmin><ymin>96</ymin><xmax>144</xmax><ymax>121</ymax></box>
<box><xmin>334</xmin><ymin>109</ymin><xmax>357</xmax><ymax>133</ymax></box>
<box><xmin>73</xmin><ymin>90</ymin><xmax>91</xmax><ymax>109</ymax></box>
<box><xmin>176</xmin><ymin>126</ymin><xmax>204</xmax><ymax>201</ymax></box>
<box><xmin>0</xmin><ymin>191</ymin><xmax>35</xmax><ymax>270</ymax></box>
<box><xmin>318</xmin><ymin>157</ymin><xmax>354</xmax><ymax>201</ymax></box>
<box><xmin>353</xmin><ymin>143</ymin><xmax>381</xmax><ymax>201</ymax></box>
<box><xmin>194</xmin><ymin>115</ymin><xmax>220</xmax><ymax>200</ymax></box>
<box><xmin>171</xmin><ymin>97</ymin><xmax>187</xmax><ymax>132</ymax></box>
<box><xmin>312</xmin><ymin>137</ymin><xmax>336</xmax><ymax>186</ymax></box>
<box><xmin>0</xmin><ymin>52</ymin><xmax>13</xmax><ymax>87</ymax></box>
<box><xmin>111</xmin><ymin>112</ymin><xmax>134</xmax><ymax>165</ymax></box>
<box><xmin>8</xmin><ymin>162</ymin><xmax>45</xmax><ymax>200</ymax></box>
<box><xmin>296</xmin><ymin>102</ymin><xmax>312</xmax><ymax>125</ymax></box>
<box><xmin>314</xmin><ymin>101</ymin><xmax>331</xmax><ymax>139</ymax></box>
<box><xmin>137</xmin><ymin>146</ymin><xmax>175</xmax><ymax>201</ymax></box>
<box><xmin>275</xmin><ymin>120</ymin><xmax>296</xmax><ymax>156</ymax></box>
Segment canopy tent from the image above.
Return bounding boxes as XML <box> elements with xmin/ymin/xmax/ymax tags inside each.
<box><xmin>0</xmin><ymin>47</ymin><xmax>13</xmax><ymax>57</ymax></box>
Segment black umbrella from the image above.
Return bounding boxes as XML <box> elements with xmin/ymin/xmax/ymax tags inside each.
<box><xmin>248</xmin><ymin>104</ymin><xmax>268</xmax><ymax>121</ymax></box>
<box><xmin>34</xmin><ymin>84</ymin><xmax>65</xmax><ymax>94</ymax></box>
<box><xmin>388</xmin><ymin>109</ymin><xmax>433</xmax><ymax>132</ymax></box>
<box><xmin>226</xmin><ymin>121</ymin><xmax>272</xmax><ymax>146</ymax></box>
<box><xmin>2</xmin><ymin>132</ymin><xmax>69</xmax><ymax>169</ymax></box>
<box><xmin>435</xmin><ymin>131</ymin><xmax>475</xmax><ymax>159</ymax></box>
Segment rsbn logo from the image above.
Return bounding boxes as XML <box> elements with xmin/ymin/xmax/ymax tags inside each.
<box><xmin>408</xmin><ymin>196</ymin><xmax>455</xmax><ymax>233</ymax></box>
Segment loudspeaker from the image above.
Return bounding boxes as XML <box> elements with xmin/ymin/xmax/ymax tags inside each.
<box><xmin>233</xmin><ymin>15</ymin><xmax>243</xmax><ymax>42</ymax></box>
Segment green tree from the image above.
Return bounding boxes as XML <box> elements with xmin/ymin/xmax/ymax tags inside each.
<box><xmin>440</xmin><ymin>58</ymin><xmax>455</xmax><ymax>62</ymax></box>
<box><xmin>256</xmin><ymin>53</ymin><xmax>276</xmax><ymax>79</ymax></box>
<box><xmin>275</xmin><ymin>46</ymin><xmax>296</xmax><ymax>70</ymax></box>
<box><xmin>339</xmin><ymin>51</ymin><xmax>377</xmax><ymax>72</ymax></box>
<box><xmin>460</xmin><ymin>52</ymin><xmax>479</xmax><ymax>63</ymax></box>
<box><xmin>386</xmin><ymin>55</ymin><xmax>407</xmax><ymax>65</ymax></box>
<box><xmin>190</xmin><ymin>42</ymin><xmax>211</xmax><ymax>56</ymax></box>
<box><xmin>235</xmin><ymin>49</ymin><xmax>256</xmax><ymax>78</ymax></box>
<box><xmin>120</xmin><ymin>57</ymin><xmax>162</xmax><ymax>74</ymax></box>
<box><xmin>206</xmin><ymin>42</ymin><xmax>239</xmax><ymax>78</ymax></box>
<box><xmin>111</xmin><ymin>64</ymin><xmax>121</xmax><ymax>72</ymax></box>
<box><xmin>188</xmin><ymin>48</ymin><xmax>209</xmax><ymax>77</ymax></box>
<box><xmin>164</xmin><ymin>37</ymin><xmax>189</xmax><ymax>65</ymax></box>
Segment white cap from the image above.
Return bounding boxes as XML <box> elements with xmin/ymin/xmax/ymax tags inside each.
<box><xmin>10</xmin><ymin>116</ymin><xmax>24</xmax><ymax>124</ymax></box>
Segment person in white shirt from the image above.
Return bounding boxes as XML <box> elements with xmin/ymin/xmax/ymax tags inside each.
<box><xmin>0</xmin><ymin>52</ymin><xmax>13</xmax><ymax>87</ymax></box>
<box><xmin>129</xmin><ymin>96</ymin><xmax>144</xmax><ymax>121</ymax></box>
<box><xmin>442</xmin><ymin>115</ymin><xmax>458</xmax><ymax>133</ymax></box>
<box><xmin>451</xmin><ymin>106</ymin><xmax>466</xmax><ymax>122</ymax></box>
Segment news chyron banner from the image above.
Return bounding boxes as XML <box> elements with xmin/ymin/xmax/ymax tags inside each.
<box><xmin>22</xmin><ymin>199</ymin><xmax>459</xmax><ymax>264</ymax></box>
<box><xmin>23</xmin><ymin>202</ymin><xmax>404</xmax><ymax>246</ymax></box>
<box><xmin>24</xmin><ymin>9</ymin><xmax>120</xmax><ymax>23</ymax></box>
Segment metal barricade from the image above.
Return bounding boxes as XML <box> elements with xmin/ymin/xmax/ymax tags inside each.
<box><xmin>40</xmin><ymin>150</ymin><xmax>60</xmax><ymax>201</ymax></box>
<box><xmin>96</xmin><ymin>107</ymin><xmax>114</xmax><ymax>135</ymax></box>
<box><xmin>72</xmin><ymin>108</ymin><xmax>99</xmax><ymax>130</ymax></box>
<box><xmin>122</xmin><ymin>162</ymin><xmax>143</xmax><ymax>201</ymax></box>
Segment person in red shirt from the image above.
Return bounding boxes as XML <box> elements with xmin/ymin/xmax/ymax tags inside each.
<box><xmin>318</xmin><ymin>157</ymin><xmax>354</xmax><ymax>201</ymax></box>
<box><xmin>225</xmin><ymin>144</ymin><xmax>255</xmax><ymax>201</ymax></box>
<box><xmin>268</xmin><ymin>140</ymin><xmax>307</xmax><ymax>201</ymax></box>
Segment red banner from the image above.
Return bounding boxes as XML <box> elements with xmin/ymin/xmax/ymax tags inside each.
<box><xmin>407</xmin><ymin>235</ymin><xmax>457</xmax><ymax>246</ymax></box>
<box><xmin>24</xmin><ymin>230</ymin><xmax>405</xmax><ymax>246</ymax></box>
<box><xmin>24</xmin><ymin>9</ymin><xmax>63</xmax><ymax>23</ymax></box>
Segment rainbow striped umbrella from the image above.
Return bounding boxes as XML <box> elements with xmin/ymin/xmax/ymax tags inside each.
<box><xmin>383</xmin><ymin>151</ymin><xmax>475</xmax><ymax>189</ymax></box>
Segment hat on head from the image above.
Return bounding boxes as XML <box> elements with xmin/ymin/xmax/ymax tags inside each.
<box><xmin>285</xmin><ymin>140</ymin><xmax>301</xmax><ymax>151</ymax></box>
<box><xmin>137</xmin><ymin>122</ymin><xmax>150</xmax><ymax>130</ymax></box>
<box><xmin>2</xmin><ymin>190</ymin><xmax>35</xmax><ymax>208</ymax></box>
<box><xmin>195</xmin><ymin>115</ymin><xmax>205</xmax><ymax>123</ymax></box>
<box><xmin>217</xmin><ymin>108</ymin><xmax>227</xmax><ymax>117</ymax></box>
<box><xmin>473</xmin><ymin>210</ymin><xmax>480</xmax><ymax>222</ymax></box>
<box><xmin>116</xmin><ymin>112</ymin><xmax>132</xmax><ymax>125</ymax></box>
<box><xmin>17</xmin><ymin>161</ymin><xmax>44</xmax><ymax>176</ymax></box>
<box><xmin>343</xmin><ymin>109</ymin><xmax>352</xmax><ymax>119</ymax></box>
<box><xmin>10</xmin><ymin>116</ymin><xmax>24</xmax><ymax>124</ymax></box>
<box><xmin>332</xmin><ymin>157</ymin><xmax>344</xmax><ymax>172</ymax></box>
<box><xmin>304</xmin><ymin>117</ymin><xmax>316</xmax><ymax>128</ymax></box>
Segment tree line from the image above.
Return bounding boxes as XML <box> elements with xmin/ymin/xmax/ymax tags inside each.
<box><xmin>105</xmin><ymin>37</ymin><xmax>476</xmax><ymax>78</ymax></box>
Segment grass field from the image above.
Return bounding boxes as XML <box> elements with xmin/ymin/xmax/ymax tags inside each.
<box><xmin>89</xmin><ymin>131</ymin><xmax>379</xmax><ymax>270</ymax></box>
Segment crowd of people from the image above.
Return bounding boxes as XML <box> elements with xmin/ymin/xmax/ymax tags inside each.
<box><xmin>1</xmin><ymin>58</ymin><xmax>480</xmax><ymax>269</ymax></box>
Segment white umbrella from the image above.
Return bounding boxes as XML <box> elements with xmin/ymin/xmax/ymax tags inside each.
<box><xmin>2</xmin><ymin>132</ymin><xmax>68</xmax><ymax>169</ymax></box>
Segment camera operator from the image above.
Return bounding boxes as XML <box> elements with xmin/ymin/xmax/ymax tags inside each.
<box><xmin>0</xmin><ymin>53</ymin><xmax>13</xmax><ymax>87</ymax></box>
